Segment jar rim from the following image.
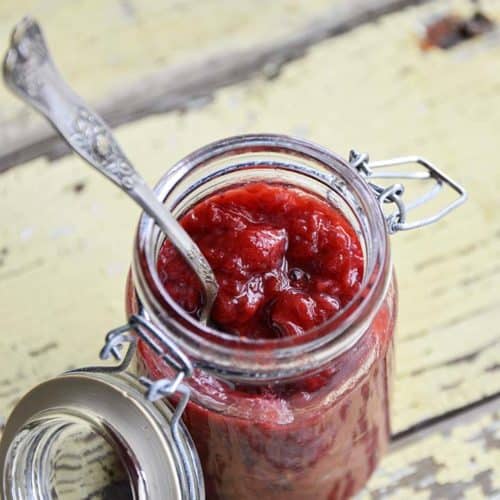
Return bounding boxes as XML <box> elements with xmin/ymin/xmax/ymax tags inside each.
<box><xmin>132</xmin><ymin>134</ymin><xmax>391</xmax><ymax>379</ymax></box>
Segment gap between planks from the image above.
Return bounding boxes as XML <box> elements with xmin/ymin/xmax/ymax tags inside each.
<box><xmin>390</xmin><ymin>390</ymin><xmax>500</xmax><ymax>450</ymax></box>
<box><xmin>0</xmin><ymin>0</ymin><xmax>431</xmax><ymax>173</ymax></box>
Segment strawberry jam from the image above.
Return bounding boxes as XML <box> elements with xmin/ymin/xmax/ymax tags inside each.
<box><xmin>136</xmin><ymin>182</ymin><xmax>396</xmax><ymax>499</ymax></box>
<box><xmin>157</xmin><ymin>182</ymin><xmax>364</xmax><ymax>339</ymax></box>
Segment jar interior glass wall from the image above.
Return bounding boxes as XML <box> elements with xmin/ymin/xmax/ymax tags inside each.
<box><xmin>3</xmin><ymin>414</ymin><xmax>134</xmax><ymax>500</ymax></box>
<box><xmin>130</xmin><ymin>135</ymin><xmax>395</xmax><ymax>500</ymax></box>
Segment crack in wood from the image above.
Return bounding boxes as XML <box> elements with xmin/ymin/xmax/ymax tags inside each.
<box><xmin>399</xmin><ymin>301</ymin><xmax>499</xmax><ymax>349</ymax></box>
<box><xmin>486</xmin><ymin>362</ymin><xmax>500</xmax><ymax>372</ymax></box>
<box><xmin>430</xmin><ymin>264</ymin><xmax>500</xmax><ymax>297</ymax></box>
<box><xmin>0</xmin><ymin>0</ymin><xmax>432</xmax><ymax>173</ymax></box>
<box><xmin>413</xmin><ymin>230</ymin><xmax>500</xmax><ymax>271</ymax></box>
<box><xmin>0</xmin><ymin>258</ymin><xmax>45</xmax><ymax>283</ymax></box>
<box><xmin>391</xmin><ymin>391</ymin><xmax>500</xmax><ymax>444</ymax></box>
<box><xmin>460</xmin><ymin>264</ymin><xmax>500</xmax><ymax>287</ymax></box>
<box><xmin>408</xmin><ymin>337</ymin><xmax>499</xmax><ymax>377</ymax></box>
<box><xmin>439</xmin><ymin>303</ymin><xmax>500</xmax><ymax>330</ymax></box>
<box><xmin>28</xmin><ymin>341</ymin><xmax>59</xmax><ymax>357</ymax></box>
<box><xmin>401</xmin><ymin>300</ymin><xmax>500</xmax><ymax>343</ymax></box>
<box><xmin>399</xmin><ymin>329</ymin><xmax>428</xmax><ymax>342</ymax></box>
<box><xmin>440</xmin><ymin>379</ymin><xmax>463</xmax><ymax>391</ymax></box>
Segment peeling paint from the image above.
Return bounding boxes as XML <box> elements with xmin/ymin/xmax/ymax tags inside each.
<box><xmin>363</xmin><ymin>411</ymin><xmax>500</xmax><ymax>497</ymax></box>
<box><xmin>0</xmin><ymin>0</ymin><xmax>499</xmax><ymax>496</ymax></box>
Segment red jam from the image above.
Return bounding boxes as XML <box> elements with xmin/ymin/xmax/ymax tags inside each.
<box><xmin>157</xmin><ymin>182</ymin><xmax>364</xmax><ymax>339</ymax></box>
<box><xmin>135</xmin><ymin>182</ymin><xmax>396</xmax><ymax>500</ymax></box>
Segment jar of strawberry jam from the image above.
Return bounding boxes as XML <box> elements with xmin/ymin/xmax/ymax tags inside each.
<box><xmin>0</xmin><ymin>135</ymin><xmax>466</xmax><ymax>500</ymax></box>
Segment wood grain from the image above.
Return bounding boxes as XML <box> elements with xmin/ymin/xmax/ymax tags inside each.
<box><xmin>0</xmin><ymin>0</ymin><xmax>498</xmax><ymax>442</ymax></box>
<box><xmin>0</xmin><ymin>0</ymin><xmax>499</xmax><ymax>496</ymax></box>
<box><xmin>0</xmin><ymin>0</ymin><xmax>432</xmax><ymax>171</ymax></box>
<box><xmin>361</xmin><ymin>398</ymin><xmax>500</xmax><ymax>498</ymax></box>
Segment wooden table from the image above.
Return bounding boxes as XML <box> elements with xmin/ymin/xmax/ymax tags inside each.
<box><xmin>0</xmin><ymin>0</ymin><xmax>498</xmax><ymax>497</ymax></box>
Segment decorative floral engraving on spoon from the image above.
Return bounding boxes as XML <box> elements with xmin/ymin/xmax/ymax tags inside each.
<box><xmin>71</xmin><ymin>108</ymin><xmax>139</xmax><ymax>190</ymax></box>
<box><xmin>3</xmin><ymin>17</ymin><xmax>218</xmax><ymax>323</ymax></box>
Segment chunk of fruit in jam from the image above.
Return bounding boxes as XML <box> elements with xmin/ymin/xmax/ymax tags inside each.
<box><xmin>157</xmin><ymin>182</ymin><xmax>364</xmax><ymax>339</ymax></box>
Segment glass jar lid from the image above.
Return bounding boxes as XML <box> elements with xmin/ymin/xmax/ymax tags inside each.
<box><xmin>0</xmin><ymin>368</ymin><xmax>204</xmax><ymax>500</ymax></box>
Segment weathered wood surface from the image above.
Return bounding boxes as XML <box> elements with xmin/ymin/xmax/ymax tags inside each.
<box><xmin>362</xmin><ymin>398</ymin><xmax>500</xmax><ymax>498</ymax></box>
<box><xmin>0</xmin><ymin>0</ymin><xmax>499</xmax><ymax>496</ymax></box>
<box><xmin>0</xmin><ymin>0</ymin><xmax>431</xmax><ymax>170</ymax></box>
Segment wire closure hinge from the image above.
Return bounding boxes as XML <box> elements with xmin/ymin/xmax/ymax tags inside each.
<box><xmin>348</xmin><ymin>150</ymin><xmax>467</xmax><ymax>234</ymax></box>
<box><xmin>99</xmin><ymin>314</ymin><xmax>193</xmax><ymax>408</ymax></box>
<box><xmin>99</xmin><ymin>317</ymin><xmax>198</xmax><ymax>499</ymax></box>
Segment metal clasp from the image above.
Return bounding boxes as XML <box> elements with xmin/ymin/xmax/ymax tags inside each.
<box><xmin>99</xmin><ymin>313</ymin><xmax>193</xmax><ymax>428</ymax></box>
<box><xmin>99</xmin><ymin>315</ymin><xmax>198</xmax><ymax>498</ymax></box>
<box><xmin>349</xmin><ymin>150</ymin><xmax>467</xmax><ymax>234</ymax></box>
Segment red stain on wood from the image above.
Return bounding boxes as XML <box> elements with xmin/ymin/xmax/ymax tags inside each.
<box><xmin>420</xmin><ymin>11</ymin><xmax>494</xmax><ymax>50</ymax></box>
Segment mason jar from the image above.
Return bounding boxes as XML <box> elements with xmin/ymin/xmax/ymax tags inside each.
<box><xmin>0</xmin><ymin>135</ymin><xmax>466</xmax><ymax>500</ymax></box>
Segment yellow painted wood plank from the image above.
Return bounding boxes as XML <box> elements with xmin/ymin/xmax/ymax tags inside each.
<box><xmin>0</xmin><ymin>0</ymin><xmax>337</xmax><ymax>103</ymax></box>
<box><xmin>0</xmin><ymin>0</ymin><xmax>348</xmax><ymax>162</ymax></box>
<box><xmin>0</xmin><ymin>0</ymin><xmax>499</xmax><ymax>439</ymax></box>
<box><xmin>361</xmin><ymin>401</ymin><xmax>500</xmax><ymax>498</ymax></box>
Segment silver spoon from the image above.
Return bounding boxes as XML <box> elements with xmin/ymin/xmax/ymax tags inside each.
<box><xmin>3</xmin><ymin>17</ymin><xmax>218</xmax><ymax>323</ymax></box>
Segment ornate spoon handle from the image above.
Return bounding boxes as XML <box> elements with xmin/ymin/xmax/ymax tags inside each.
<box><xmin>3</xmin><ymin>17</ymin><xmax>218</xmax><ymax>322</ymax></box>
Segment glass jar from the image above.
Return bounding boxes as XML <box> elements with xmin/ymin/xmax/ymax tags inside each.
<box><xmin>0</xmin><ymin>134</ymin><xmax>466</xmax><ymax>500</ymax></box>
<box><xmin>128</xmin><ymin>134</ymin><xmax>396</xmax><ymax>500</ymax></box>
